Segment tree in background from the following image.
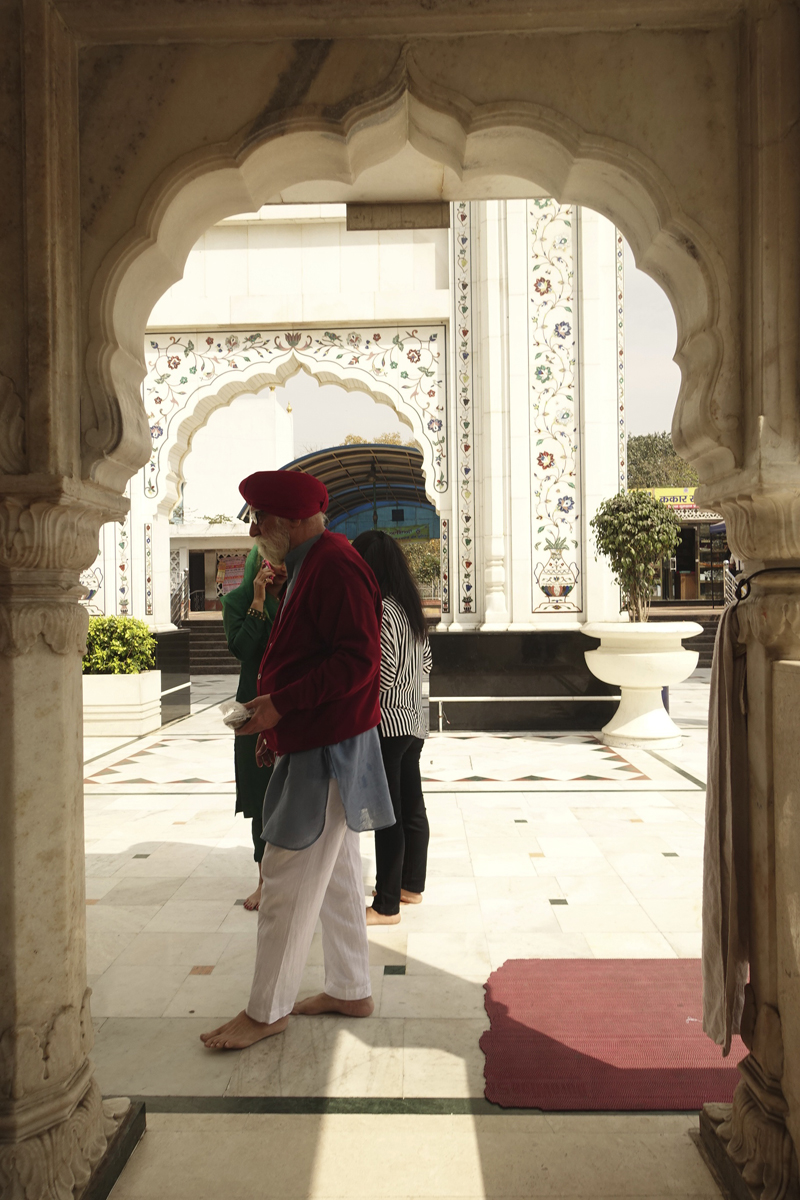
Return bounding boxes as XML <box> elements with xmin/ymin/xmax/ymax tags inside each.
<box><xmin>403</xmin><ymin>539</ymin><xmax>441</xmax><ymax>589</ymax></box>
<box><xmin>626</xmin><ymin>431</ymin><xmax>699</xmax><ymax>488</ymax></box>
<box><xmin>341</xmin><ymin>432</ymin><xmax>417</xmax><ymax>447</ymax></box>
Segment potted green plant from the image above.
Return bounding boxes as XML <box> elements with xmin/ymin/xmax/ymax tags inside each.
<box><xmin>581</xmin><ymin>490</ymin><xmax>702</xmax><ymax>748</ymax></box>
<box><xmin>82</xmin><ymin>616</ymin><xmax>162</xmax><ymax>736</ymax></box>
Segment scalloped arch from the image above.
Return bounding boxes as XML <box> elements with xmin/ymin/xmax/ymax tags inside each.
<box><xmin>161</xmin><ymin>353</ymin><xmax>437</xmax><ymax>518</ymax></box>
<box><xmin>85</xmin><ymin>62</ymin><xmax>738</xmax><ymax>499</ymax></box>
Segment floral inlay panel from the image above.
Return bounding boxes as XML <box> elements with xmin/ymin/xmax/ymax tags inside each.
<box><xmin>616</xmin><ymin>231</ymin><xmax>627</xmax><ymax>490</ymax></box>
<box><xmin>527</xmin><ymin>201</ymin><xmax>582</xmax><ymax>613</ymax></box>
<box><xmin>452</xmin><ymin>201</ymin><xmax>476</xmax><ymax>614</ymax></box>
<box><xmin>142</xmin><ymin>326</ymin><xmax>447</xmax><ymax>504</ymax></box>
<box><xmin>80</xmin><ymin>552</ymin><xmax>105</xmax><ymax>617</ymax></box>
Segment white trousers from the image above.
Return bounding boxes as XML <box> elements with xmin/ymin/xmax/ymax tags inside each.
<box><xmin>247</xmin><ymin>779</ymin><xmax>371</xmax><ymax>1025</ymax></box>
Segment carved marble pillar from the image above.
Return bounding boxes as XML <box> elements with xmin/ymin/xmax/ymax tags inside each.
<box><xmin>0</xmin><ymin>483</ymin><xmax>128</xmax><ymax>1198</ymax></box>
<box><xmin>696</xmin><ymin>5</ymin><xmax>800</xmax><ymax>1196</ymax></box>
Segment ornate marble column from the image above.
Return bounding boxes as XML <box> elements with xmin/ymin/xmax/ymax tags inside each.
<box><xmin>0</xmin><ymin>480</ymin><xmax>127</xmax><ymax>1197</ymax></box>
<box><xmin>0</xmin><ymin>2</ymin><xmax>130</xmax><ymax>1189</ymax></box>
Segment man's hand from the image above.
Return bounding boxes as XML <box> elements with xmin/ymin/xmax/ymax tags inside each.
<box><xmin>265</xmin><ymin>562</ymin><xmax>288</xmax><ymax>598</ymax></box>
<box><xmin>235</xmin><ymin>693</ymin><xmax>282</xmax><ymax>735</ymax></box>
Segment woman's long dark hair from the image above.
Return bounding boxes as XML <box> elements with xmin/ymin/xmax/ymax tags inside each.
<box><xmin>352</xmin><ymin>530</ymin><xmax>428</xmax><ymax>641</ymax></box>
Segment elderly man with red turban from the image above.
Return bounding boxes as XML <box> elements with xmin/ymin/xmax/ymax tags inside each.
<box><xmin>202</xmin><ymin>469</ymin><xmax>394</xmax><ymax>1050</ymax></box>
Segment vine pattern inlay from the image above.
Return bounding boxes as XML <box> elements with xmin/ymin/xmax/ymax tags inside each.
<box><xmin>527</xmin><ymin>200</ymin><xmax>581</xmax><ymax>613</ymax></box>
<box><xmin>142</xmin><ymin>327</ymin><xmax>447</xmax><ymax>502</ymax></box>
<box><xmin>116</xmin><ymin>489</ymin><xmax>130</xmax><ymax>617</ymax></box>
<box><xmin>616</xmin><ymin>232</ymin><xmax>627</xmax><ymax>490</ymax></box>
<box><xmin>452</xmin><ymin>201</ymin><xmax>475</xmax><ymax>614</ymax></box>
<box><xmin>144</xmin><ymin>523</ymin><xmax>153</xmax><ymax>616</ymax></box>
<box><xmin>440</xmin><ymin>518</ymin><xmax>450</xmax><ymax>615</ymax></box>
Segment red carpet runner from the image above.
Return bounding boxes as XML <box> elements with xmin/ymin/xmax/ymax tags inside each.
<box><xmin>480</xmin><ymin>958</ymin><xmax>746</xmax><ymax>1110</ymax></box>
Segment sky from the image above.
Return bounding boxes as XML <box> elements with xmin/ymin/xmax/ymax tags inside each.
<box><xmin>267</xmin><ymin>237</ymin><xmax>682</xmax><ymax>456</ymax></box>
<box><xmin>621</xmin><ymin>238</ymin><xmax>680</xmax><ymax>436</ymax></box>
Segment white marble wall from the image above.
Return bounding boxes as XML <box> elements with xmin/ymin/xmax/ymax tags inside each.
<box><xmin>149</xmin><ymin>205</ymin><xmax>450</xmax><ymax>328</ymax></box>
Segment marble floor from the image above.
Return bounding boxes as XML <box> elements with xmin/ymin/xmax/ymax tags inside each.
<box><xmin>85</xmin><ymin>673</ymin><xmax>722</xmax><ymax>1199</ymax></box>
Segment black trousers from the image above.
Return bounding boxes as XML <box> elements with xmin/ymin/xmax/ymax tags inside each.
<box><xmin>251</xmin><ymin>817</ymin><xmax>266</xmax><ymax>865</ymax></box>
<box><xmin>373</xmin><ymin>733</ymin><xmax>430</xmax><ymax>916</ymax></box>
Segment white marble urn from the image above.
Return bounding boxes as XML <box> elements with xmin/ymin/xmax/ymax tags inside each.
<box><xmin>82</xmin><ymin>670</ymin><xmax>162</xmax><ymax>736</ymax></box>
<box><xmin>580</xmin><ymin>622</ymin><xmax>703</xmax><ymax>749</ymax></box>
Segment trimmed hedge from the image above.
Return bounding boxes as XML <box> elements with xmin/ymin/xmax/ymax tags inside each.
<box><xmin>83</xmin><ymin>616</ymin><xmax>157</xmax><ymax>675</ymax></box>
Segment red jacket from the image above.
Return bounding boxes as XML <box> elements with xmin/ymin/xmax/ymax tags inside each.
<box><xmin>256</xmin><ymin>530</ymin><xmax>382</xmax><ymax>754</ymax></box>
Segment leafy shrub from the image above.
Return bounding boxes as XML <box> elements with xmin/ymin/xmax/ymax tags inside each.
<box><xmin>590</xmin><ymin>491</ymin><xmax>681</xmax><ymax>622</ymax></box>
<box><xmin>83</xmin><ymin>616</ymin><xmax>157</xmax><ymax>675</ymax></box>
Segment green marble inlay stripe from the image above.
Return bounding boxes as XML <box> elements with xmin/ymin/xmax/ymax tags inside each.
<box><xmin>127</xmin><ymin>1096</ymin><xmax>538</xmax><ymax>1116</ymax></box>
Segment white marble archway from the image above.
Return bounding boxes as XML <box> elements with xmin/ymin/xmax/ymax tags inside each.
<box><xmin>7</xmin><ymin>10</ymin><xmax>800</xmax><ymax>1196</ymax></box>
<box><xmin>84</xmin><ymin>72</ymin><xmax>735</xmax><ymax>528</ymax></box>
<box><xmin>142</xmin><ymin>326</ymin><xmax>448</xmax><ymax>516</ymax></box>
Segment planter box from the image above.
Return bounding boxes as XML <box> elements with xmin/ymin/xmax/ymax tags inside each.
<box><xmin>580</xmin><ymin>622</ymin><xmax>702</xmax><ymax>748</ymax></box>
<box><xmin>82</xmin><ymin>670</ymin><xmax>162</xmax><ymax>736</ymax></box>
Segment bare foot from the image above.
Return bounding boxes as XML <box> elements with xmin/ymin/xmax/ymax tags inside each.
<box><xmin>243</xmin><ymin>882</ymin><xmax>262</xmax><ymax>911</ymax></box>
<box><xmin>366</xmin><ymin>905</ymin><xmax>401</xmax><ymax>926</ymax></box>
<box><xmin>200</xmin><ymin>1009</ymin><xmax>288</xmax><ymax>1050</ymax></box>
<box><xmin>291</xmin><ymin>993</ymin><xmax>374</xmax><ymax>1017</ymax></box>
<box><xmin>400</xmin><ymin>889</ymin><xmax>423</xmax><ymax>904</ymax></box>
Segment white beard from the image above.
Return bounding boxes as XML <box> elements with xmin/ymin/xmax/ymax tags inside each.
<box><xmin>254</xmin><ymin>530</ymin><xmax>290</xmax><ymax>567</ymax></box>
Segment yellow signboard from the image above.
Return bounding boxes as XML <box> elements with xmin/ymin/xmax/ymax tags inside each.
<box><xmin>632</xmin><ymin>487</ymin><xmax>697</xmax><ymax>508</ymax></box>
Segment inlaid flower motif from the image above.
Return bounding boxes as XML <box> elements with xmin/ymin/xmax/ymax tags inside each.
<box><xmin>348</xmin><ymin>332</ymin><xmax>362</xmax><ymax>347</ymax></box>
<box><xmin>554</xmin><ymin>321</ymin><xmax>571</xmax><ymax>339</ymax></box>
<box><xmin>225</xmin><ymin>335</ymin><xmax>239</xmax><ymax>350</ymax></box>
<box><xmin>167</xmin><ymin>356</ymin><xmax>181</xmax><ymax>370</ymax></box>
<box><xmin>428</xmin><ymin>418</ymin><xmax>443</xmax><ymax>432</ymax></box>
<box><xmin>285</xmin><ymin>332</ymin><xmax>302</xmax><ymax>347</ymax></box>
<box><xmin>406</xmin><ymin>348</ymin><xmax>421</xmax><ymax>363</ymax></box>
<box><xmin>534</xmin><ymin>365</ymin><xmax>553</xmax><ymax>383</ymax></box>
<box><xmin>533</xmin><ymin>277</ymin><xmax>552</xmax><ymax>295</ymax></box>
<box><xmin>150</xmin><ymin>424</ymin><xmax>164</xmax><ymax>440</ymax></box>
<box><xmin>537</xmin><ymin>451</ymin><xmax>555</xmax><ymax>470</ymax></box>
<box><xmin>428</xmin><ymin>389</ymin><xmax>436</xmax><ymax>398</ymax></box>
<box><xmin>556</xmin><ymin>495</ymin><xmax>575</xmax><ymax>513</ymax></box>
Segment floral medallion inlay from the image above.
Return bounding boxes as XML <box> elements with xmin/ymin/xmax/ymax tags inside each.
<box><xmin>528</xmin><ymin>201</ymin><xmax>582</xmax><ymax>613</ymax></box>
<box><xmin>142</xmin><ymin>326</ymin><xmax>447</xmax><ymax>505</ymax></box>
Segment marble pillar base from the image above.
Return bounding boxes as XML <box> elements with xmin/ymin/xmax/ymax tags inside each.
<box><xmin>700</xmin><ymin>1102</ymin><xmax>800</xmax><ymax>1200</ymax></box>
<box><xmin>80</xmin><ymin>1100</ymin><xmax>145</xmax><ymax>1200</ymax></box>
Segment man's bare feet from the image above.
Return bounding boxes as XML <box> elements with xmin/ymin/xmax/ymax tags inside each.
<box><xmin>291</xmin><ymin>992</ymin><xmax>374</xmax><ymax>1017</ymax></box>
<box><xmin>366</xmin><ymin>905</ymin><xmax>401</xmax><ymax>926</ymax></box>
<box><xmin>200</xmin><ymin>1009</ymin><xmax>288</xmax><ymax>1050</ymax></box>
<box><xmin>243</xmin><ymin>882</ymin><xmax>262</xmax><ymax>911</ymax></box>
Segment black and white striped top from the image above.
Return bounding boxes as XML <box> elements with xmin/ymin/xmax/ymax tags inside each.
<box><xmin>379</xmin><ymin>595</ymin><xmax>433</xmax><ymax>739</ymax></box>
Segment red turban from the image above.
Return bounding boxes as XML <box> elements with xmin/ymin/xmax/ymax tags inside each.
<box><xmin>239</xmin><ymin>470</ymin><xmax>329</xmax><ymax>519</ymax></box>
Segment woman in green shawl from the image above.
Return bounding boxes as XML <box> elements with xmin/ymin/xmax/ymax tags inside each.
<box><xmin>222</xmin><ymin>546</ymin><xmax>285</xmax><ymax>910</ymax></box>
